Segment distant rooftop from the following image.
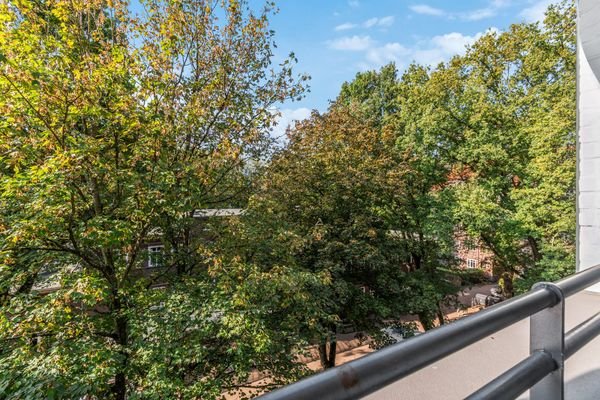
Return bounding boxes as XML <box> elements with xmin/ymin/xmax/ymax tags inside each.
<box><xmin>193</xmin><ymin>208</ymin><xmax>245</xmax><ymax>218</ymax></box>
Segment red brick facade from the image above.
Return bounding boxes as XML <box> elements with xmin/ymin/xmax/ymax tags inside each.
<box><xmin>454</xmin><ymin>232</ymin><xmax>495</xmax><ymax>278</ymax></box>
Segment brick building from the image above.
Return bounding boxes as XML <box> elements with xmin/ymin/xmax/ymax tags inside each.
<box><xmin>453</xmin><ymin>231</ymin><xmax>495</xmax><ymax>278</ymax></box>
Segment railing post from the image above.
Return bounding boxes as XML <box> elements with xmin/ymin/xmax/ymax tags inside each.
<box><xmin>529</xmin><ymin>282</ymin><xmax>565</xmax><ymax>400</ymax></box>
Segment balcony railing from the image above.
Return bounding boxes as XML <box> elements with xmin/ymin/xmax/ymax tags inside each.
<box><xmin>258</xmin><ymin>264</ymin><xmax>600</xmax><ymax>400</ymax></box>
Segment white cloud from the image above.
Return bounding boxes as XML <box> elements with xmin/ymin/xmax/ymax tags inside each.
<box><xmin>430</xmin><ymin>31</ymin><xmax>486</xmax><ymax>54</ymax></box>
<box><xmin>363</xmin><ymin>16</ymin><xmax>395</xmax><ymax>28</ymax></box>
<box><xmin>411</xmin><ymin>48</ymin><xmax>446</xmax><ymax>66</ymax></box>
<box><xmin>459</xmin><ymin>0</ymin><xmax>513</xmax><ymax>21</ymax></box>
<box><xmin>410</xmin><ymin>4</ymin><xmax>445</xmax><ymax>17</ymax></box>
<box><xmin>335</xmin><ymin>22</ymin><xmax>357</xmax><ymax>31</ymax></box>
<box><xmin>461</xmin><ymin>7</ymin><xmax>497</xmax><ymax>21</ymax></box>
<box><xmin>492</xmin><ymin>0</ymin><xmax>512</xmax><ymax>7</ymax></box>
<box><xmin>411</xmin><ymin>1</ymin><xmax>510</xmax><ymax>21</ymax></box>
<box><xmin>363</xmin><ymin>17</ymin><xmax>378</xmax><ymax>28</ymax></box>
<box><xmin>422</xmin><ymin>28</ymin><xmax>498</xmax><ymax>65</ymax></box>
<box><xmin>348</xmin><ymin>0</ymin><xmax>359</xmax><ymax>8</ymax></box>
<box><xmin>328</xmin><ymin>35</ymin><xmax>374</xmax><ymax>51</ymax></box>
<box><xmin>409</xmin><ymin>32</ymin><xmax>480</xmax><ymax>65</ymax></box>
<box><xmin>519</xmin><ymin>0</ymin><xmax>556</xmax><ymax>23</ymax></box>
<box><xmin>366</xmin><ymin>43</ymin><xmax>410</xmax><ymax>66</ymax></box>
<box><xmin>354</xmin><ymin>28</ymin><xmax>499</xmax><ymax>70</ymax></box>
<box><xmin>271</xmin><ymin>108</ymin><xmax>312</xmax><ymax>141</ymax></box>
<box><xmin>376</xmin><ymin>15</ymin><xmax>395</xmax><ymax>27</ymax></box>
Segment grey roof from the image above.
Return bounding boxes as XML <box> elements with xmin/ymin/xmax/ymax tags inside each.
<box><xmin>193</xmin><ymin>208</ymin><xmax>245</xmax><ymax>218</ymax></box>
<box><xmin>32</xmin><ymin>264</ymin><xmax>80</xmax><ymax>294</ymax></box>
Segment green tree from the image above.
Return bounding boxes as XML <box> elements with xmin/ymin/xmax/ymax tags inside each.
<box><xmin>337</xmin><ymin>63</ymin><xmax>400</xmax><ymax>127</ymax></box>
<box><xmin>387</xmin><ymin>63</ymin><xmax>467</xmax><ymax>327</ymax></box>
<box><xmin>0</xmin><ymin>0</ymin><xmax>308</xmax><ymax>398</ymax></box>
<box><xmin>231</xmin><ymin>102</ymin><xmax>456</xmax><ymax>368</ymax></box>
<box><xmin>440</xmin><ymin>1</ymin><xmax>576</xmax><ymax>285</ymax></box>
<box><xmin>336</xmin><ymin>64</ymin><xmax>464</xmax><ymax>329</ymax></box>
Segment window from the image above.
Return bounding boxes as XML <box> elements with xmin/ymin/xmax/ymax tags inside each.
<box><xmin>147</xmin><ymin>245</ymin><xmax>164</xmax><ymax>268</ymax></box>
<box><xmin>359</xmin><ymin>285</ymin><xmax>374</xmax><ymax>295</ymax></box>
<box><xmin>467</xmin><ymin>259</ymin><xmax>477</xmax><ymax>269</ymax></box>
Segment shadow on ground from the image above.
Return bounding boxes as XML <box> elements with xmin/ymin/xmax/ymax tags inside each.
<box><xmin>566</xmin><ymin>368</ymin><xmax>600</xmax><ymax>400</ymax></box>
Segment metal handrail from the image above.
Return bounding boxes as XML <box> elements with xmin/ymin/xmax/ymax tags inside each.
<box><xmin>466</xmin><ymin>351</ymin><xmax>557</xmax><ymax>400</ymax></box>
<box><xmin>258</xmin><ymin>264</ymin><xmax>600</xmax><ymax>400</ymax></box>
<box><xmin>565</xmin><ymin>311</ymin><xmax>600</xmax><ymax>357</ymax></box>
<box><xmin>553</xmin><ymin>264</ymin><xmax>600</xmax><ymax>296</ymax></box>
<box><xmin>467</xmin><ymin>311</ymin><xmax>600</xmax><ymax>400</ymax></box>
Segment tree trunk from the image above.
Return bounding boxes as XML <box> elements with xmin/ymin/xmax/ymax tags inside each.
<box><xmin>318</xmin><ymin>343</ymin><xmax>328</xmax><ymax>369</ymax></box>
<box><xmin>328</xmin><ymin>337</ymin><xmax>337</xmax><ymax>368</ymax></box>
<box><xmin>504</xmin><ymin>275</ymin><xmax>514</xmax><ymax>299</ymax></box>
<box><xmin>412</xmin><ymin>253</ymin><xmax>422</xmax><ymax>271</ymax></box>
<box><xmin>318</xmin><ymin>326</ymin><xmax>338</xmax><ymax>369</ymax></box>
<box><xmin>112</xmin><ymin>295</ymin><xmax>128</xmax><ymax>400</ymax></box>
<box><xmin>527</xmin><ymin>236</ymin><xmax>542</xmax><ymax>262</ymax></box>
<box><xmin>436</xmin><ymin>303</ymin><xmax>445</xmax><ymax>326</ymax></box>
<box><xmin>114</xmin><ymin>370</ymin><xmax>127</xmax><ymax>400</ymax></box>
<box><xmin>318</xmin><ymin>340</ymin><xmax>337</xmax><ymax>369</ymax></box>
<box><xmin>418</xmin><ymin>312</ymin><xmax>435</xmax><ymax>331</ymax></box>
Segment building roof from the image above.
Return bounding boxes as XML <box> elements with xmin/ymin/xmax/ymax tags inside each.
<box><xmin>193</xmin><ymin>208</ymin><xmax>245</xmax><ymax>218</ymax></box>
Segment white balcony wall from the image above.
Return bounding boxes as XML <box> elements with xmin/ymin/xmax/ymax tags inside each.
<box><xmin>577</xmin><ymin>0</ymin><xmax>600</xmax><ymax>292</ymax></box>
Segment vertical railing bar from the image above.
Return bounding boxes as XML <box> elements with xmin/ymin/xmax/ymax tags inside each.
<box><xmin>529</xmin><ymin>282</ymin><xmax>565</xmax><ymax>400</ymax></box>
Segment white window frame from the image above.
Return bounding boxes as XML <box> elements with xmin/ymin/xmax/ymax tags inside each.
<box><xmin>466</xmin><ymin>259</ymin><xmax>477</xmax><ymax>269</ymax></box>
<box><xmin>147</xmin><ymin>245</ymin><xmax>165</xmax><ymax>268</ymax></box>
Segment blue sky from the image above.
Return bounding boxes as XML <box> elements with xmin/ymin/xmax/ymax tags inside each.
<box><xmin>265</xmin><ymin>0</ymin><xmax>559</xmax><ymax>138</ymax></box>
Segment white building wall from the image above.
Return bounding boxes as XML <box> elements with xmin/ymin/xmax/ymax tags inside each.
<box><xmin>577</xmin><ymin>26</ymin><xmax>600</xmax><ymax>292</ymax></box>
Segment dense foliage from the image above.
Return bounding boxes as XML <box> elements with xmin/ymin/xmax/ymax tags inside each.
<box><xmin>229</xmin><ymin>0</ymin><xmax>576</xmax><ymax>369</ymax></box>
<box><xmin>0</xmin><ymin>0</ymin><xmax>575</xmax><ymax>397</ymax></box>
<box><xmin>0</xmin><ymin>0</ymin><xmax>309</xmax><ymax>399</ymax></box>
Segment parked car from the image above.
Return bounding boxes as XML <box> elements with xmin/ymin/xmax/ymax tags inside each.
<box><xmin>471</xmin><ymin>286</ymin><xmax>504</xmax><ymax>308</ymax></box>
<box><xmin>381</xmin><ymin>324</ymin><xmax>421</xmax><ymax>344</ymax></box>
